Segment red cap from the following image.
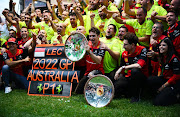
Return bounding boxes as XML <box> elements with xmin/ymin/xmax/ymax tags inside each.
<box><xmin>8</xmin><ymin>38</ymin><xmax>17</xmax><ymax>44</ymax></box>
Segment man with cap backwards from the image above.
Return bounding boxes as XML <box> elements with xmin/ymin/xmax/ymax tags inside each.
<box><xmin>2</xmin><ymin>33</ymin><xmax>36</xmax><ymax>94</ymax></box>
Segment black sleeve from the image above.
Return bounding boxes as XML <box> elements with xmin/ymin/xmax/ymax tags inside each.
<box><xmin>22</xmin><ymin>49</ymin><xmax>29</xmax><ymax>59</ymax></box>
<box><xmin>138</xmin><ymin>48</ymin><xmax>147</xmax><ymax>62</ymax></box>
<box><xmin>120</xmin><ymin>56</ymin><xmax>126</xmax><ymax>67</ymax></box>
<box><xmin>3</xmin><ymin>52</ymin><xmax>9</xmax><ymax>61</ymax></box>
<box><xmin>171</xmin><ymin>57</ymin><xmax>180</xmax><ymax>75</ymax></box>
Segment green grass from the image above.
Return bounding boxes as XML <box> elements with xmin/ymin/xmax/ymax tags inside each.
<box><xmin>0</xmin><ymin>89</ymin><xmax>180</xmax><ymax>117</ymax></box>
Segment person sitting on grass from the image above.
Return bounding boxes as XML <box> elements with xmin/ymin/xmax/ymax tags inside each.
<box><xmin>2</xmin><ymin>33</ymin><xmax>36</xmax><ymax>94</ymax></box>
<box><xmin>147</xmin><ymin>38</ymin><xmax>180</xmax><ymax>106</ymax></box>
<box><xmin>114</xmin><ymin>32</ymin><xmax>148</xmax><ymax>103</ymax></box>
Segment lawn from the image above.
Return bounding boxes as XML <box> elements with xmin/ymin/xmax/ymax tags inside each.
<box><xmin>0</xmin><ymin>89</ymin><xmax>180</xmax><ymax>117</ymax></box>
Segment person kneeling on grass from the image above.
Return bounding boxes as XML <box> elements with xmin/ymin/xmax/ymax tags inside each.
<box><xmin>75</xmin><ymin>27</ymin><xmax>105</xmax><ymax>94</ymax></box>
<box><xmin>2</xmin><ymin>34</ymin><xmax>36</xmax><ymax>94</ymax></box>
<box><xmin>114</xmin><ymin>32</ymin><xmax>149</xmax><ymax>103</ymax></box>
<box><xmin>147</xmin><ymin>38</ymin><xmax>180</xmax><ymax>106</ymax></box>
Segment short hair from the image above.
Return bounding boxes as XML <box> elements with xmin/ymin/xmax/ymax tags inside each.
<box><xmin>138</xmin><ymin>7</ymin><xmax>147</xmax><ymax>15</ymax></box>
<box><xmin>108</xmin><ymin>24</ymin><xmax>117</xmax><ymax>33</ymax></box>
<box><xmin>89</xmin><ymin>27</ymin><xmax>100</xmax><ymax>36</ymax></box>
<box><xmin>9</xmin><ymin>29</ymin><xmax>16</xmax><ymax>34</ymax></box>
<box><xmin>120</xmin><ymin>25</ymin><xmax>128</xmax><ymax>32</ymax></box>
<box><xmin>21</xmin><ymin>26</ymin><xmax>28</xmax><ymax>30</ymax></box>
<box><xmin>25</xmin><ymin>13</ymin><xmax>30</xmax><ymax>16</ymax></box>
<box><xmin>150</xmin><ymin>0</ymin><xmax>154</xmax><ymax>4</ymax></box>
<box><xmin>8</xmin><ymin>11</ymin><xmax>14</xmax><ymax>16</ymax></box>
<box><xmin>123</xmin><ymin>32</ymin><xmax>139</xmax><ymax>45</ymax></box>
<box><xmin>69</xmin><ymin>12</ymin><xmax>77</xmax><ymax>18</ymax></box>
<box><xmin>154</xmin><ymin>22</ymin><xmax>164</xmax><ymax>32</ymax></box>
<box><xmin>167</xmin><ymin>10</ymin><xmax>178</xmax><ymax>18</ymax></box>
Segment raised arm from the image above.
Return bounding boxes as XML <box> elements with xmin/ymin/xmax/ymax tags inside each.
<box><xmin>78</xmin><ymin>0</ymin><xmax>87</xmax><ymax>9</ymax></box>
<box><xmin>52</xmin><ymin>4</ymin><xmax>60</xmax><ymax>22</ymax></box>
<box><xmin>73</xmin><ymin>6</ymin><xmax>84</xmax><ymax>26</ymax></box>
<box><xmin>46</xmin><ymin>0</ymin><xmax>53</xmax><ymax>13</ymax></box>
<box><xmin>124</xmin><ymin>0</ymin><xmax>136</xmax><ymax>16</ymax></box>
<box><xmin>2</xmin><ymin>10</ymin><xmax>16</xmax><ymax>25</ymax></box>
<box><xmin>112</xmin><ymin>13</ymin><xmax>126</xmax><ymax>24</ymax></box>
<box><xmin>23</xmin><ymin>3</ymin><xmax>32</xmax><ymax>13</ymax></box>
<box><xmin>85</xmin><ymin>45</ymin><xmax>102</xmax><ymax>64</ymax></box>
<box><xmin>57</xmin><ymin>0</ymin><xmax>63</xmax><ymax>15</ymax></box>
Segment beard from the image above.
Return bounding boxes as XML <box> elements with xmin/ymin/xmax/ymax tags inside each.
<box><xmin>106</xmin><ymin>35</ymin><xmax>113</xmax><ymax>39</ymax></box>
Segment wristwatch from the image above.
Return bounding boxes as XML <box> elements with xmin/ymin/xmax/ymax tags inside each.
<box><xmin>122</xmin><ymin>66</ymin><xmax>126</xmax><ymax>69</ymax></box>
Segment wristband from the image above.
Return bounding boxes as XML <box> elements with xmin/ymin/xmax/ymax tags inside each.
<box><xmin>162</xmin><ymin>84</ymin><xmax>166</xmax><ymax>88</ymax></box>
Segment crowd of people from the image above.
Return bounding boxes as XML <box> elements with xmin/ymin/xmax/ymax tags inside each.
<box><xmin>0</xmin><ymin>0</ymin><xmax>180</xmax><ymax>106</ymax></box>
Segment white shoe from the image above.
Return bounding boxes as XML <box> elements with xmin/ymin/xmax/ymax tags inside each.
<box><xmin>5</xmin><ymin>87</ymin><xmax>12</xmax><ymax>94</ymax></box>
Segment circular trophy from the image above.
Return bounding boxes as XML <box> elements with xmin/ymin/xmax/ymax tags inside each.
<box><xmin>64</xmin><ymin>32</ymin><xmax>88</xmax><ymax>62</ymax></box>
<box><xmin>84</xmin><ymin>75</ymin><xmax>114</xmax><ymax>108</ymax></box>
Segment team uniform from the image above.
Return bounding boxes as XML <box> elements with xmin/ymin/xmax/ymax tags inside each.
<box><xmin>126</xmin><ymin>19</ymin><xmax>154</xmax><ymax>47</ymax></box>
<box><xmin>75</xmin><ymin>41</ymin><xmax>105</xmax><ymax>94</ymax></box>
<box><xmin>2</xmin><ymin>48</ymin><xmax>29</xmax><ymax>89</ymax></box>
<box><xmin>149</xmin><ymin>35</ymin><xmax>168</xmax><ymax>76</ymax></box>
<box><xmin>100</xmin><ymin>37</ymin><xmax>121</xmax><ymax>74</ymax></box>
<box><xmin>114</xmin><ymin>46</ymin><xmax>148</xmax><ymax>98</ymax></box>
<box><xmin>96</xmin><ymin>18</ymin><xmax>123</xmax><ymax>37</ymax></box>
<box><xmin>165</xmin><ymin>21</ymin><xmax>180</xmax><ymax>57</ymax></box>
<box><xmin>147</xmin><ymin>54</ymin><xmax>180</xmax><ymax>106</ymax></box>
<box><xmin>33</xmin><ymin>21</ymin><xmax>54</xmax><ymax>41</ymax></box>
<box><xmin>50</xmin><ymin>34</ymin><xmax>69</xmax><ymax>44</ymax></box>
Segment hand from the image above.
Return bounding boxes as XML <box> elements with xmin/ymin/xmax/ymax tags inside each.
<box><xmin>157</xmin><ymin>85</ymin><xmax>164</xmax><ymax>93</ymax></box>
<box><xmin>2</xmin><ymin>10</ymin><xmax>8</xmax><ymax>16</ymax></box>
<box><xmin>85</xmin><ymin>45</ymin><xmax>90</xmax><ymax>53</ymax></box>
<box><xmin>52</xmin><ymin>4</ymin><xmax>57</xmax><ymax>9</ymax></box>
<box><xmin>24</xmin><ymin>56</ymin><xmax>30</xmax><ymax>62</ymax></box>
<box><xmin>99</xmin><ymin>24</ymin><xmax>104</xmax><ymax>30</ymax></box>
<box><xmin>29</xmin><ymin>3</ymin><xmax>32</xmax><ymax>7</ymax></box>
<box><xmin>100</xmin><ymin>6</ymin><xmax>107</xmax><ymax>13</ymax></box>
<box><xmin>147</xmin><ymin>50</ymin><xmax>155</xmax><ymax>58</ymax></box>
<box><xmin>112</xmin><ymin>13</ymin><xmax>119</xmax><ymax>19</ymax></box>
<box><xmin>150</xmin><ymin>38</ymin><xmax>158</xmax><ymax>46</ymax></box>
<box><xmin>151</xmin><ymin>11</ymin><xmax>158</xmax><ymax>20</ymax></box>
<box><xmin>57</xmin><ymin>35</ymin><xmax>62</xmax><ymax>43</ymax></box>
<box><xmin>56</xmin><ymin>0</ymin><xmax>62</xmax><ymax>3</ymax></box>
<box><xmin>88</xmin><ymin>72</ymin><xmax>94</xmax><ymax>78</ymax></box>
<box><xmin>31</xmin><ymin>12</ymin><xmax>36</xmax><ymax>19</ymax></box>
<box><xmin>12</xmin><ymin>2</ymin><xmax>16</xmax><ymax>6</ymax></box>
<box><xmin>90</xmin><ymin>13</ymin><xmax>95</xmax><ymax>19</ymax></box>
<box><xmin>32</xmin><ymin>32</ymin><xmax>37</xmax><ymax>41</ymax></box>
<box><xmin>100</xmin><ymin>42</ymin><xmax>108</xmax><ymax>50</ymax></box>
<box><xmin>114</xmin><ymin>67</ymin><xmax>124</xmax><ymax>80</ymax></box>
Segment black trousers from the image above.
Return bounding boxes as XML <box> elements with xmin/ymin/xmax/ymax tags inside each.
<box><xmin>147</xmin><ymin>76</ymin><xmax>180</xmax><ymax>106</ymax></box>
<box><xmin>114</xmin><ymin>68</ymin><xmax>146</xmax><ymax>98</ymax></box>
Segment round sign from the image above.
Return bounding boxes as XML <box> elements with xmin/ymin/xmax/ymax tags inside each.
<box><xmin>84</xmin><ymin>75</ymin><xmax>114</xmax><ymax>108</ymax></box>
<box><xmin>64</xmin><ymin>32</ymin><xmax>88</xmax><ymax>62</ymax></box>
